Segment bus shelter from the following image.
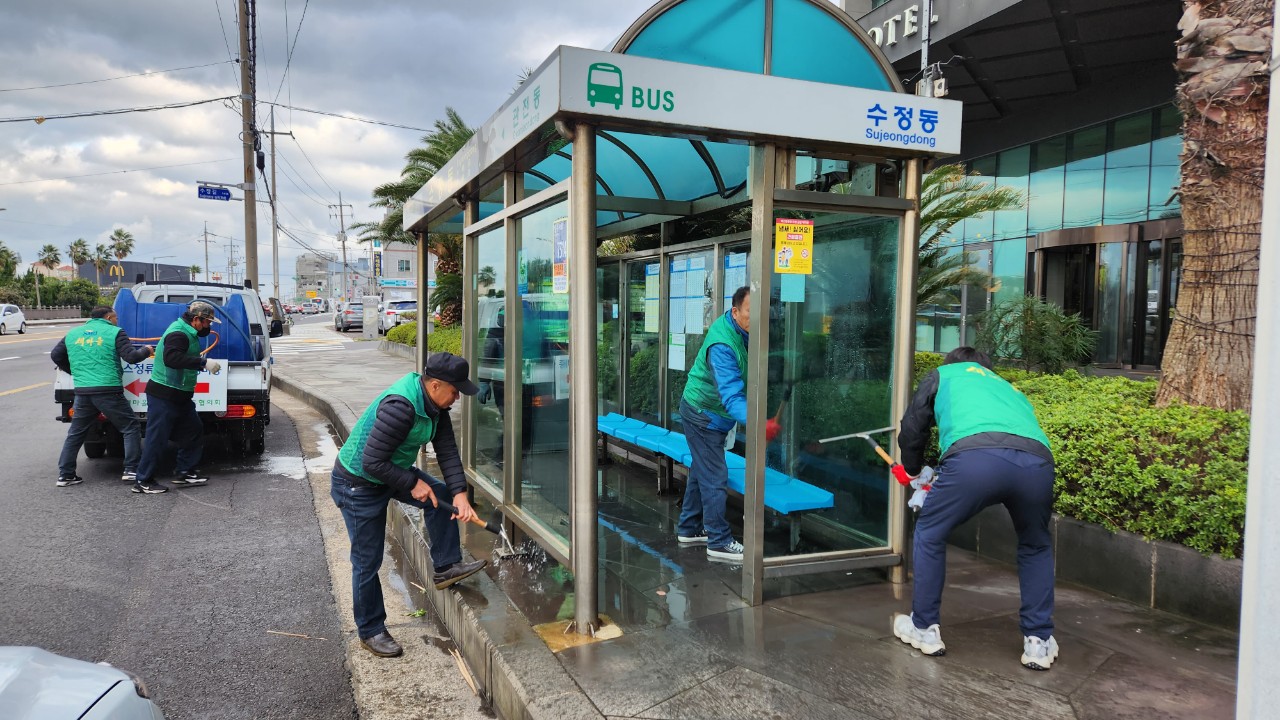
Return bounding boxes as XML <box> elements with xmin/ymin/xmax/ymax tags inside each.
<box><xmin>403</xmin><ymin>0</ymin><xmax>961</xmax><ymax>633</ymax></box>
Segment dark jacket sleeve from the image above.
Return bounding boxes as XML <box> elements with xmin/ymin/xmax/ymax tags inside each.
<box><xmin>430</xmin><ymin>410</ymin><xmax>467</xmax><ymax>498</ymax></box>
<box><xmin>116</xmin><ymin>331</ymin><xmax>151</xmax><ymax>365</ymax></box>
<box><xmin>51</xmin><ymin>338</ymin><xmax>71</xmax><ymax>374</ymax></box>
<box><xmin>361</xmin><ymin>396</ymin><xmax>420</xmax><ymax>492</ymax></box>
<box><xmin>898</xmin><ymin>370</ymin><xmax>940</xmax><ymax>475</ymax></box>
<box><xmin>162</xmin><ymin>331</ymin><xmax>207</xmax><ymax>371</ymax></box>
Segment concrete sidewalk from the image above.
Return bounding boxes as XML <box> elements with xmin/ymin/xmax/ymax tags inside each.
<box><xmin>273</xmin><ymin>339</ymin><xmax>1240</xmax><ymax>720</ymax></box>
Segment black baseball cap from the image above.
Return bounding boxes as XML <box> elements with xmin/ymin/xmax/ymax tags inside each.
<box><xmin>422</xmin><ymin>352</ymin><xmax>480</xmax><ymax>396</ymax></box>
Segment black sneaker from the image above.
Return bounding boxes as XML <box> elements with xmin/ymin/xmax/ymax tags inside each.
<box><xmin>121</xmin><ymin>471</ymin><xmax>137</xmax><ymax>483</ymax></box>
<box><xmin>131</xmin><ymin>480</ymin><xmax>169</xmax><ymax>494</ymax></box>
<box><xmin>432</xmin><ymin>559</ymin><xmax>488</xmax><ymax>590</ymax></box>
<box><xmin>171</xmin><ymin>471</ymin><xmax>209</xmax><ymax>487</ymax></box>
<box><xmin>56</xmin><ymin>475</ymin><xmax>84</xmax><ymax>488</ymax></box>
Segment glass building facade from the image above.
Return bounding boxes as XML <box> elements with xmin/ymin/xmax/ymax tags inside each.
<box><xmin>916</xmin><ymin>105</ymin><xmax>1183</xmax><ymax>366</ymax></box>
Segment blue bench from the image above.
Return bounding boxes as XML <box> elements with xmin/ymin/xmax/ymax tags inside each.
<box><xmin>597</xmin><ymin>413</ymin><xmax>834</xmax><ymax>549</ymax></box>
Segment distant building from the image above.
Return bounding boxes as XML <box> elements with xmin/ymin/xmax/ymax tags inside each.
<box><xmin>75</xmin><ymin>260</ymin><xmax>192</xmax><ymax>287</ymax></box>
<box><xmin>32</xmin><ymin>264</ymin><xmax>75</xmax><ymax>281</ymax></box>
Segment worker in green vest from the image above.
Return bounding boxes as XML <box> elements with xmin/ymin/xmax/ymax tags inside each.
<box><xmin>52</xmin><ymin>306</ymin><xmax>154</xmax><ymax>487</ymax></box>
<box><xmin>894</xmin><ymin>346</ymin><xmax>1058</xmax><ymax>671</ymax></box>
<box><xmin>677</xmin><ymin>286</ymin><xmax>780</xmax><ymax>563</ymax></box>
<box><xmin>132</xmin><ymin>301</ymin><xmax>222</xmax><ymax>494</ymax></box>
<box><xmin>331</xmin><ymin>352</ymin><xmax>487</xmax><ymax>658</ymax></box>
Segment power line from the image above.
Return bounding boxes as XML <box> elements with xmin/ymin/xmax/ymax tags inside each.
<box><xmin>277</xmin><ymin>160</ymin><xmax>331</xmax><ymax>207</ymax></box>
<box><xmin>262</xmin><ymin>100</ymin><xmax>429</xmax><ymax>132</ymax></box>
<box><xmin>0</xmin><ymin>158</ymin><xmax>238</xmax><ymax>187</ymax></box>
<box><xmin>213</xmin><ymin>0</ymin><xmax>240</xmax><ymax>83</ymax></box>
<box><xmin>273</xmin><ymin>0</ymin><xmax>310</xmax><ymax>104</ymax></box>
<box><xmin>0</xmin><ymin>61</ymin><xmax>237</xmax><ymax>93</ymax></box>
<box><xmin>276</xmin><ymin>150</ymin><xmax>332</xmax><ymax>206</ymax></box>
<box><xmin>0</xmin><ymin>96</ymin><xmax>238</xmax><ymax>124</ymax></box>
<box><xmin>289</xmin><ymin>137</ymin><xmax>338</xmax><ymax>196</ymax></box>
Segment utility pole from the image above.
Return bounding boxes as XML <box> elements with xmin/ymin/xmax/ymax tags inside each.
<box><xmin>238</xmin><ymin>0</ymin><xmax>259</xmax><ymax>290</ymax></box>
<box><xmin>330</xmin><ymin>193</ymin><xmax>352</xmax><ymax>301</ymax></box>
<box><xmin>918</xmin><ymin>0</ymin><xmax>933</xmax><ymax>97</ymax></box>
<box><xmin>198</xmin><ymin>222</ymin><xmax>215</xmax><ymax>283</ymax></box>
<box><xmin>261</xmin><ymin>108</ymin><xmax>294</xmax><ymax>300</ymax></box>
<box><xmin>225</xmin><ymin>241</ymin><xmax>242</xmax><ymax>286</ymax></box>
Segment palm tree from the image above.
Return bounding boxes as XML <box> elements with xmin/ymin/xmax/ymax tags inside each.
<box><xmin>34</xmin><ymin>244</ymin><xmax>61</xmax><ymax>308</ymax></box>
<box><xmin>189</xmin><ymin>264</ymin><xmax>202</xmax><ymax>281</ymax></box>
<box><xmin>67</xmin><ymin>238</ymin><xmax>89</xmax><ymax>281</ymax></box>
<box><xmin>108</xmin><ymin>228</ymin><xmax>134</xmax><ymax>278</ymax></box>
<box><xmin>92</xmin><ymin>243</ymin><xmax>112</xmax><ymax>286</ymax></box>
<box><xmin>1155</xmin><ymin>1</ymin><xmax>1269</xmax><ymax>412</ymax></box>
<box><xmin>0</xmin><ymin>241</ymin><xmax>19</xmax><ymax>280</ymax></box>
<box><xmin>352</xmin><ymin>107</ymin><xmax>474</xmax><ymax>326</ymax></box>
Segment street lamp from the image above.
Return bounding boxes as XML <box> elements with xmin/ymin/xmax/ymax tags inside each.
<box><xmin>152</xmin><ymin>255</ymin><xmax>175</xmax><ymax>282</ymax></box>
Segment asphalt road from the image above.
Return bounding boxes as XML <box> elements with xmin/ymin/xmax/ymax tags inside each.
<box><xmin>0</xmin><ymin>322</ymin><xmax>356</xmax><ymax>719</ymax></box>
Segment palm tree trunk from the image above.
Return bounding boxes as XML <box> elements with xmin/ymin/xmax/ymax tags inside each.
<box><xmin>436</xmin><ymin>256</ymin><xmax>462</xmax><ymax>327</ymax></box>
<box><xmin>1156</xmin><ymin>0</ymin><xmax>1270</xmax><ymax>412</ymax></box>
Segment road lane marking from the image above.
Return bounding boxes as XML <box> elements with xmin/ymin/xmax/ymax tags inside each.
<box><xmin>0</xmin><ymin>382</ymin><xmax>50</xmax><ymax>397</ymax></box>
<box><xmin>0</xmin><ymin>336</ymin><xmax>59</xmax><ymax>345</ymax></box>
<box><xmin>0</xmin><ymin>356</ymin><xmax>19</xmax><ymax>362</ymax></box>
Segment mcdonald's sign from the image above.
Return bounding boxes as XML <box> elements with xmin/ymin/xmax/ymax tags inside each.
<box><xmin>108</xmin><ymin>265</ymin><xmax>124</xmax><ymax>277</ymax></box>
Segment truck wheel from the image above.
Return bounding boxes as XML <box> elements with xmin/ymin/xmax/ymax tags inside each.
<box><xmin>84</xmin><ymin>442</ymin><xmax>106</xmax><ymax>459</ymax></box>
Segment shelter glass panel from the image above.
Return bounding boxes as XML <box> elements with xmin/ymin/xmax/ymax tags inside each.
<box><xmin>515</xmin><ymin>200</ymin><xmax>571</xmax><ymax>541</ymax></box>
<box><xmin>667</xmin><ymin>249</ymin><xmax>716</xmax><ymax>433</ymax></box>
<box><xmin>598</xmin><ymin>263</ymin><xmax>622</xmax><ymax>415</ymax></box>
<box><xmin>624</xmin><ymin>260</ymin><xmax>662</xmax><ymax>426</ymax></box>
<box><xmin>472</xmin><ymin>226</ymin><xmax>507</xmax><ymax>493</ymax></box>
<box><xmin>771</xmin><ymin>0</ymin><xmax>893</xmax><ymax>90</ymax></box>
<box><xmin>623</xmin><ymin>0</ymin><xmax>766</xmax><ymax>74</ymax></box>
<box><xmin>765</xmin><ymin>210</ymin><xmax>901</xmax><ymax>558</ymax></box>
<box><xmin>795</xmin><ymin>157</ymin><xmax>879</xmax><ymax>196</ymax></box>
<box><xmin>1103</xmin><ymin>113</ymin><xmax>1152</xmax><ymax>225</ymax></box>
<box><xmin>1063</xmin><ymin>126</ymin><xmax>1105</xmax><ymax>228</ymax></box>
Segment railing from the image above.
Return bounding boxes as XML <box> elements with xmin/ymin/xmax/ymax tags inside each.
<box><xmin>24</xmin><ymin>306</ymin><xmax>83</xmax><ymax>320</ymax></box>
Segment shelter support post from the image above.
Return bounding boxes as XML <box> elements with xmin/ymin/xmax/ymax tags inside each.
<box><xmin>504</xmin><ymin>172</ymin><xmax>522</xmax><ymax>509</ymax></box>
<box><xmin>416</xmin><ymin>232</ymin><xmax>428</xmax><ymax>369</ymax></box>
<box><xmin>743</xmin><ymin>143</ymin><xmax>777</xmax><ymax>606</ymax></box>
<box><xmin>890</xmin><ymin>158</ymin><xmax>923</xmax><ymax>584</ymax></box>
<box><xmin>569</xmin><ymin>122</ymin><xmax>600</xmax><ymax>634</ymax></box>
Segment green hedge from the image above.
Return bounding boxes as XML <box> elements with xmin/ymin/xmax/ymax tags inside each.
<box><xmin>912</xmin><ymin>353</ymin><xmax>1248</xmax><ymax>557</ymax></box>
<box><xmin>385</xmin><ymin>322</ymin><xmax>463</xmax><ymax>356</ymax></box>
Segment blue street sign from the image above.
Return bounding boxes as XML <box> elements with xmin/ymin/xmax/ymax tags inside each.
<box><xmin>198</xmin><ymin>186</ymin><xmax>232</xmax><ymax>201</ymax></box>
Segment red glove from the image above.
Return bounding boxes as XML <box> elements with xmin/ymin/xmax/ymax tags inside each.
<box><xmin>891</xmin><ymin>464</ymin><xmax>913</xmax><ymax>486</ymax></box>
<box><xmin>765</xmin><ymin>419</ymin><xmax>782</xmax><ymax>442</ymax></box>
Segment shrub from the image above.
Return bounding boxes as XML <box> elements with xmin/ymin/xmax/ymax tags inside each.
<box><xmin>974</xmin><ymin>296</ymin><xmax>1097</xmax><ymax>373</ymax></box>
<box><xmin>384</xmin><ymin>322</ymin><xmax>463</xmax><ymax>356</ymax></box>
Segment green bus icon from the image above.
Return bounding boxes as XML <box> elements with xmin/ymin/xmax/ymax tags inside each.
<box><xmin>587</xmin><ymin>62</ymin><xmax>623</xmax><ymax>110</ymax></box>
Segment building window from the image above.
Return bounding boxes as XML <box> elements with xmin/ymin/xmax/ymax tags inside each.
<box><xmin>397</xmin><ymin>259</ymin><xmax>411</xmax><ymax>272</ymax></box>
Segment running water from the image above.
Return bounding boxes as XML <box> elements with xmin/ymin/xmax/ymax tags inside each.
<box><xmin>497</xmin><ymin>526</ymin><xmax>517</xmax><ymax>557</ymax></box>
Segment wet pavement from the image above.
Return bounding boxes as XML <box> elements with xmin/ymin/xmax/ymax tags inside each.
<box><xmin>276</xmin><ymin>334</ymin><xmax>1240</xmax><ymax>720</ymax></box>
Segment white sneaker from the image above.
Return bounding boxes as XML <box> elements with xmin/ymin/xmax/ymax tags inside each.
<box><xmin>707</xmin><ymin>540</ymin><xmax>744</xmax><ymax>561</ymax></box>
<box><xmin>893</xmin><ymin>613</ymin><xmax>945</xmax><ymax>656</ymax></box>
<box><xmin>1021</xmin><ymin>635</ymin><xmax>1059</xmax><ymax>671</ymax></box>
<box><xmin>677</xmin><ymin>533</ymin><xmax>708</xmax><ymax>545</ymax></box>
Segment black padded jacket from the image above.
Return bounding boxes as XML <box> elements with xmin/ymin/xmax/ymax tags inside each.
<box><xmin>353</xmin><ymin>392</ymin><xmax>466</xmax><ymax>498</ymax></box>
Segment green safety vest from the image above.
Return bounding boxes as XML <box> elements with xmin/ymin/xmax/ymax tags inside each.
<box><xmin>338</xmin><ymin>373</ymin><xmax>437</xmax><ymax>484</ymax></box>
<box><xmin>682</xmin><ymin>313</ymin><xmax>747</xmax><ymax>420</ymax></box>
<box><xmin>151</xmin><ymin>318</ymin><xmax>201</xmax><ymax>393</ymax></box>
<box><xmin>65</xmin><ymin>318</ymin><xmax>125</xmax><ymax>388</ymax></box>
<box><xmin>935</xmin><ymin>362</ymin><xmax>1051</xmax><ymax>455</ymax></box>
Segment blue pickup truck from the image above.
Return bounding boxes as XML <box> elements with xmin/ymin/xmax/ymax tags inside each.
<box><xmin>54</xmin><ymin>281</ymin><xmax>281</xmax><ymax>457</ymax></box>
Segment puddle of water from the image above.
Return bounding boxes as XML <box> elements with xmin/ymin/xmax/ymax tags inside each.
<box><xmin>263</xmin><ymin>454</ymin><xmax>307</xmax><ymax>479</ymax></box>
<box><xmin>304</xmin><ymin>423</ymin><xmax>340</xmax><ymax>474</ymax></box>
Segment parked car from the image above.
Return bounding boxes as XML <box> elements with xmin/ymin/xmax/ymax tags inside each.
<box><xmin>0</xmin><ymin>646</ymin><xmax>165</xmax><ymax>719</ymax></box>
<box><xmin>378</xmin><ymin>300</ymin><xmax>417</xmax><ymax>334</ymax></box>
<box><xmin>302</xmin><ymin>302</ymin><xmax>321</xmax><ymax>315</ymax></box>
<box><xmin>336</xmin><ymin>302</ymin><xmax>363</xmax><ymax>332</ymax></box>
<box><xmin>0</xmin><ymin>303</ymin><xmax>26</xmax><ymax>335</ymax></box>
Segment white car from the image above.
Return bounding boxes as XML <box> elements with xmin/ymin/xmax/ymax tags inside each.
<box><xmin>378</xmin><ymin>300</ymin><xmax>417</xmax><ymax>334</ymax></box>
<box><xmin>0</xmin><ymin>646</ymin><xmax>165</xmax><ymax>719</ymax></box>
<box><xmin>0</xmin><ymin>304</ymin><xmax>26</xmax><ymax>335</ymax></box>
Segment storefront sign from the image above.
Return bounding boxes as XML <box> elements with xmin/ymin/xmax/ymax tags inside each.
<box><xmin>774</xmin><ymin>219</ymin><xmax>814</xmax><ymax>274</ymax></box>
<box><xmin>864</xmin><ymin>4</ymin><xmax>939</xmax><ymax>47</ymax></box>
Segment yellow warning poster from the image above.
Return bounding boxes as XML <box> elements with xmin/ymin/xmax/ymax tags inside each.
<box><xmin>774</xmin><ymin>218</ymin><xmax>814</xmax><ymax>274</ymax></box>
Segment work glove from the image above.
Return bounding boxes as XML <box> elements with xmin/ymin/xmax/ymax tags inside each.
<box><xmin>478</xmin><ymin>382</ymin><xmax>492</xmax><ymax>404</ymax></box>
<box><xmin>907</xmin><ymin>466</ymin><xmax>935</xmax><ymax>512</ymax></box>
<box><xmin>204</xmin><ymin>359</ymin><xmax>222</xmax><ymax>375</ymax></box>
<box><xmin>765</xmin><ymin>419</ymin><xmax>782</xmax><ymax>443</ymax></box>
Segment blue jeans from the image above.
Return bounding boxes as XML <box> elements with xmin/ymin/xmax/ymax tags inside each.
<box><xmin>911</xmin><ymin>447</ymin><xmax>1056</xmax><ymax>639</ymax></box>
<box><xmin>677</xmin><ymin>398</ymin><xmax>734</xmax><ymax>549</ymax></box>
<box><xmin>330</xmin><ymin>468</ymin><xmax>462</xmax><ymax>640</ymax></box>
<box><xmin>136</xmin><ymin>393</ymin><xmax>204</xmax><ymax>482</ymax></box>
<box><xmin>58</xmin><ymin>392</ymin><xmax>142</xmax><ymax>476</ymax></box>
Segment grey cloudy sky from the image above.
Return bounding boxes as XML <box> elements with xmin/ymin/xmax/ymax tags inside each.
<box><xmin>0</xmin><ymin>0</ymin><xmax>655</xmax><ymax>295</ymax></box>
